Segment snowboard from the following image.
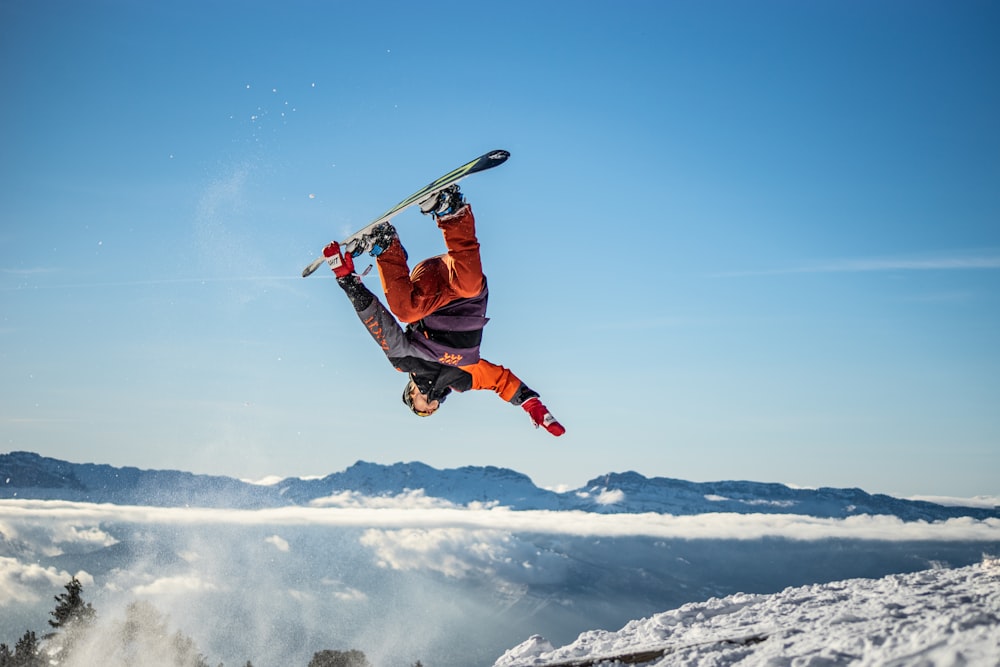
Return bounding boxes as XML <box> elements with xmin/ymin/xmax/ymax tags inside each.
<box><xmin>301</xmin><ymin>149</ymin><xmax>510</xmax><ymax>277</ymax></box>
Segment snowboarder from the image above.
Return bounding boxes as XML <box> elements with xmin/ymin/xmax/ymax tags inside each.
<box><xmin>322</xmin><ymin>185</ymin><xmax>565</xmax><ymax>436</ymax></box>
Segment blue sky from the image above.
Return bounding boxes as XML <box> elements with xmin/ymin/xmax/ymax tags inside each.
<box><xmin>2</xmin><ymin>0</ymin><xmax>998</xmax><ymax>497</ymax></box>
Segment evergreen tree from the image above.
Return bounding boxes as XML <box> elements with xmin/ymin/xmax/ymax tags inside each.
<box><xmin>307</xmin><ymin>649</ymin><xmax>371</xmax><ymax>667</ymax></box>
<box><xmin>11</xmin><ymin>631</ymin><xmax>41</xmax><ymax>667</ymax></box>
<box><xmin>48</xmin><ymin>577</ymin><xmax>96</xmax><ymax>631</ymax></box>
<box><xmin>0</xmin><ymin>643</ymin><xmax>12</xmax><ymax>667</ymax></box>
<box><xmin>170</xmin><ymin>629</ymin><xmax>210</xmax><ymax>667</ymax></box>
<box><xmin>112</xmin><ymin>601</ymin><xmax>210</xmax><ymax>667</ymax></box>
<box><xmin>44</xmin><ymin>576</ymin><xmax>97</xmax><ymax>663</ymax></box>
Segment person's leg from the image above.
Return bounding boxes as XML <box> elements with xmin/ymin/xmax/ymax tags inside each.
<box><xmin>374</xmin><ymin>203</ymin><xmax>485</xmax><ymax>323</ymax></box>
<box><xmin>437</xmin><ymin>205</ymin><xmax>485</xmax><ymax>298</ymax></box>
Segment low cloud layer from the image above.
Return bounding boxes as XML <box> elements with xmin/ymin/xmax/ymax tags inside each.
<box><xmin>3</xmin><ymin>497</ymin><xmax>999</xmax><ymax>667</ymax></box>
<box><xmin>713</xmin><ymin>252</ymin><xmax>1000</xmax><ymax>277</ymax></box>
<box><xmin>2</xmin><ymin>499</ymin><xmax>999</xmax><ymax>542</ymax></box>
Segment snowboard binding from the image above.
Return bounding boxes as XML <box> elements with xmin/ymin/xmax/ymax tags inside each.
<box><xmin>344</xmin><ymin>221</ymin><xmax>409</xmax><ymax>259</ymax></box>
<box><xmin>346</xmin><ymin>222</ymin><xmax>401</xmax><ymax>258</ymax></box>
<box><xmin>419</xmin><ymin>184</ymin><xmax>465</xmax><ymax>218</ymax></box>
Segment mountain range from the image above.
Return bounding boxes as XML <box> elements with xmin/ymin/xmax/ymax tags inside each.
<box><xmin>3</xmin><ymin>450</ymin><xmax>997</xmax><ymax>521</ymax></box>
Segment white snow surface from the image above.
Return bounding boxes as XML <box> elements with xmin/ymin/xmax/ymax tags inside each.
<box><xmin>495</xmin><ymin>558</ymin><xmax>1000</xmax><ymax>667</ymax></box>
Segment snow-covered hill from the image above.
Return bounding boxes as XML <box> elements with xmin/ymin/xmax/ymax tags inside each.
<box><xmin>495</xmin><ymin>558</ymin><xmax>1000</xmax><ymax>666</ymax></box>
<box><xmin>3</xmin><ymin>451</ymin><xmax>998</xmax><ymax>521</ymax></box>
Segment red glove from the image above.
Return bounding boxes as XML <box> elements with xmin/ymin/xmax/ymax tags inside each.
<box><xmin>323</xmin><ymin>242</ymin><xmax>355</xmax><ymax>278</ymax></box>
<box><xmin>522</xmin><ymin>397</ymin><xmax>566</xmax><ymax>437</ymax></box>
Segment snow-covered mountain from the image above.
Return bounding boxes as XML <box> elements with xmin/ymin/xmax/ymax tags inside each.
<box><xmin>3</xmin><ymin>451</ymin><xmax>997</xmax><ymax>520</ymax></box>
<box><xmin>495</xmin><ymin>558</ymin><xmax>1000</xmax><ymax>666</ymax></box>
<box><xmin>0</xmin><ymin>450</ymin><xmax>278</xmax><ymax>508</ymax></box>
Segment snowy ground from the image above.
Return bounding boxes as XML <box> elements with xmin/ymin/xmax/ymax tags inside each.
<box><xmin>495</xmin><ymin>557</ymin><xmax>1000</xmax><ymax>667</ymax></box>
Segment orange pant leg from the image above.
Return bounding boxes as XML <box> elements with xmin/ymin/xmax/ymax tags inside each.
<box><xmin>437</xmin><ymin>205</ymin><xmax>484</xmax><ymax>298</ymax></box>
<box><xmin>376</xmin><ymin>204</ymin><xmax>486</xmax><ymax>322</ymax></box>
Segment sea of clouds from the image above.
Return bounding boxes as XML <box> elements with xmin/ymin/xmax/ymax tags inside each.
<box><xmin>3</xmin><ymin>495</ymin><xmax>998</xmax><ymax>666</ymax></box>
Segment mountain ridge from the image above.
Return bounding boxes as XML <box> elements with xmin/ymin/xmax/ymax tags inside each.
<box><xmin>2</xmin><ymin>450</ymin><xmax>997</xmax><ymax>521</ymax></box>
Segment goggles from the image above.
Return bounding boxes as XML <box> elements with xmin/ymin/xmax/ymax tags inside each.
<box><xmin>402</xmin><ymin>379</ymin><xmax>441</xmax><ymax>417</ymax></box>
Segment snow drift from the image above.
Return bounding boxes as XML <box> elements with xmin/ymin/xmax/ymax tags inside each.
<box><xmin>496</xmin><ymin>558</ymin><xmax>1000</xmax><ymax>666</ymax></box>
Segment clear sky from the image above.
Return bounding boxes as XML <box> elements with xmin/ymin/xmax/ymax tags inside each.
<box><xmin>2</xmin><ymin>0</ymin><xmax>998</xmax><ymax>497</ymax></box>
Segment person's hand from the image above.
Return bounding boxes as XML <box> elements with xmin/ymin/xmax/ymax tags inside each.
<box><xmin>522</xmin><ymin>397</ymin><xmax>566</xmax><ymax>436</ymax></box>
<box><xmin>323</xmin><ymin>242</ymin><xmax>355</xmax><ymax>278</ymax></box>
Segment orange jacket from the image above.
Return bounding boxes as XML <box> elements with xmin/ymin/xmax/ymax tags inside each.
<box><xmin>368</xmin><ymin>205</ymin><xmax>536</xmax><ymax>405</ymax></box>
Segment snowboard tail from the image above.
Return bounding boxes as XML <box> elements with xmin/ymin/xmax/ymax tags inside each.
<box><xmin>302</xmin><ymin>149</ymin><xmax>510</xmax><ymax>277</ymax></box>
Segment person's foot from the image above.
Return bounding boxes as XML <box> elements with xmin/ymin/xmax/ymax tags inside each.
<box><xmin>348</xmin><ymin>222</ymin><xmax>399</xmax><ymax>257</ymax></box>
<box><xmin>418</xmin><ymin>184</ymin><xmax>465</xmax><ymax>218</ymax></box>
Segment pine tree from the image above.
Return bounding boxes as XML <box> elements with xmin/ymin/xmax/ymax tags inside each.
<box><xmin>12</xmin><ymin>630</ymin><xmax>41</xmax><ymax>667</ymax></box>
<box><xmin>48</xmin><ymin>577</ymin><xmax>96</xmax><ymax>631</ymax></box>
<box><xmin>112</xmin><ymin>601</ymin><xmax>211</xmax><ymax>667</ymax></box>
<box><xmin>44</xmin><ymin>576</ymin><xmax>97</xmax><ymax>663</ymax></box>
<box><xmin>307</xmin><ymin>649</ymin><xmax>371</xmax><ymax>667</ymax></box>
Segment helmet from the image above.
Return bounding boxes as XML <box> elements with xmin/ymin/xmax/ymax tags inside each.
<box><xmin>402</xmin><ymin>378</ymin><xmax>439</xmax><ymax>417</ymax></box>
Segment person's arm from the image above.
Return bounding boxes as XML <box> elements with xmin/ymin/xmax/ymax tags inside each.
<box><xmin>326</xmin><ymin>242</ymin><xmax>421</xmax><ymax>365</ymax></box>
<box><xmin>461</xmin><ymin>359</ymin><xmax>534</xmax><ymax>403</ymax></box>
<box><xmin>337</xmin><ymin>273</ymin><xmax>424</xmax><ymax>364</ymax></box>
<box><xmin>462</xmin><ymin>358</ymin><xmax>566</xmax><ymax>436</ymax></box>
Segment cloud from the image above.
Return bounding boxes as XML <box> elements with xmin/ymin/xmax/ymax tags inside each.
<box><xmin>308</xmin><ymin>489</ymin><xmax>464</xmax><ymax>509</ymax></box>
<box><xmin>0</xmin><ymin>557</ymin><xmax>89</xmax><ymax>606</ymax></box>
<box><xmin>908</xmin><ymin>495</ymin><xmax>1000</xmax><ymax>510</ymax></box>
<box><xmin>190</xmin><ymin>161</ymin><xmax>297</xmax><ymax>303</ymax></box>
<box><xmin>1</xmin><ymin>267</ymin><xmax>58</xmax><ymax>276</ymax></box>
<box><xmin>49</xmin><ymin>523</ymin><xmax>119</xmax><ymax>550</ymax></box>
<box><xmin>361</xmin><ymin>528</ymin><xmax>508</xmax><ymax>577</ymax></box>
<box><xmin>359</xmin><ymin>528</ymin><xmax>569</xmax><ymax>585</ymax></box>
<box><xmin>3</xmin><ymin>499</ymin><xmax>997</xmax><ymax>667</ymax></box>
<box><xmin>265</xmin><ymin>534</ymin><xmax>290</xmax><ymax>552</ymax></box>
<box><xmin>2</xmin><ymin>499</ymin><xmax>999</xmax><ymax>543</ymax></box>
<box><xmin>320</xmin><ymin>578</ymin><xmax>368</xmax><ymax>602</ymax></box>
<box><xmin>595</xmin><ymin>489</ymin><xmax>626</xmax><ymax>506</ymax></box>
<box><xmin>713</xmin><ymin>252</ymin><xmax>1000</xmax><ymax>278</ymax></box>
<box><xmin>0</xmin><ymin>516</ymin><xmax>117</xmax><ymax>558</ymax></box>
<box><xmin>132</xmin><ymin>573</ymin><xmax>220</xmax><ymax>597</ymax></box>
<box><xmin>243</xmin><ymin>475</ymin><xmax>285</xmax><ymax>486</ymax></box>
